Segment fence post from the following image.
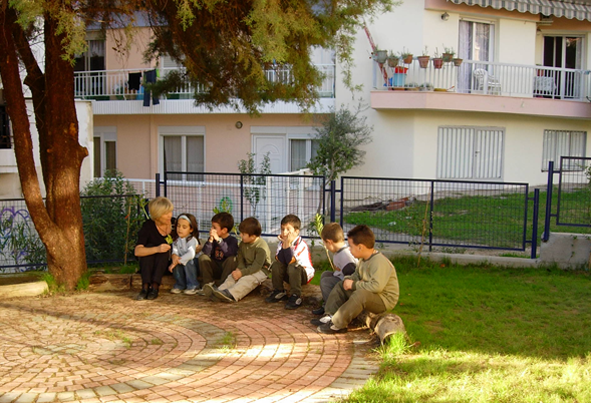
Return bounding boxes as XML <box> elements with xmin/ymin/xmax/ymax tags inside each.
<box><xmin>330</xmin><ymin>180</ymin><xmax>336</xmax><ymax>222</ymax></box>
<box><xmin>429</xmin><ymin>180</ymin><xmax>435</xmax><ymax>252</ymax></box>
<box><xmin>542</xmin><ymin>161</ymin><xmax>554</xmax><ymax>242</ymax></box>
<box><xmin>163</xmin><ymin>172</ymin><xmax>168</xmax><ymax>197</ymax></box>
<box><xmin>339</xmin><ymin>176</ymin><xmax>344</xmax><ymax>227</ymax></box>
<box><xmin>531</xmin><ymin>189</ymin><xmax>540</xmax><ymax>259</ymax></box>
<box><xmin>155</xmin><ymin>173</ymin><xmax>160</xmax><ymax>197</ymax></box>
<box><xmin>240</xmin><ymin>174</ymin><xmax>244</xmax><ymax>223</ymax></box>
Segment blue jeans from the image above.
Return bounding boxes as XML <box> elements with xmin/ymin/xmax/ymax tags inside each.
<box><xmin>172</xmin><ymin>260</ymin><xmax>200</xmax><ymax>290</ymax></box>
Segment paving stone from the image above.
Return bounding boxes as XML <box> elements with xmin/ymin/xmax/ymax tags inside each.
<box><xmin>0</xmin><ymin>393</ymin><xmax>21</xmax><ymax>403</ymax></box>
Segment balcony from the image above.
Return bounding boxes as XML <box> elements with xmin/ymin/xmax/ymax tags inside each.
<box><xmin>371</xmin><ymin>59</ymin><xmax>591</xmax><ymax>119</ymax></box>
<box><xmin>74</xmin><ymin>65</ymin><xmax>336</xmax><ymax>115</ymax></box>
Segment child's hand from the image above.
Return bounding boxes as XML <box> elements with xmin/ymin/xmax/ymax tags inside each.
<box><xmin>343</xmin><ymin>279</ymin><xmax>353</xmax><ymax>290</ymax></box>
<box><xmin>210</xmin><ymin>228</ymin><xmax>220</xmax><ymax>242</ymax></box>
<box><xmin>285</xmin><ymin>231</ymin><xmax>297</xmax><ymax>246</ymax></box>
<box><xmin>158</xmin><ymin>243</ymin><xmax>171</xmax><ymax>253</ymax></box>
<box><xmin>231</xmin><ymin>269</ymin><xmax>242</xmax><ymax>281</ymax></box>
<box><xmin>168</xmin><ymin>263</ymin><xmax>176</xmax><ymax>273</ymax></box>
<box><xmin>195</xmin><ymin>244</ymin><xmax>203</xmax><ymax>253</ymax></box>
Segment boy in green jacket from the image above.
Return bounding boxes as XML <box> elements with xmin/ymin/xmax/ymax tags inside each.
<box><xmin>204</xmin><ymin>217</ymin><xmax>271</xmax><ymax>302</ymax></box>
<box><xmin>314</xmin><ymin>225</ymin><xmax>399</xmax><ymax>334</ymax></box>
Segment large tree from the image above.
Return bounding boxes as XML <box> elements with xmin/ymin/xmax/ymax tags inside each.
<box><xmin>0</xmin><ymin>0</ymin><xmax>392</xmax><ymax>289</ymax></box>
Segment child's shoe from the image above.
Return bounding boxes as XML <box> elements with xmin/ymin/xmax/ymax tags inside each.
<box><xmin>317</xmin><ymin>321</ymin><xmax>347</xmax><ymax>334</ymax></box>
<box><xmin>284</xmin><ymin>294</ymin><xmax>302</xmax><ymax>310</ymax></box>
<box><xmin>170</xmin><ymin>288</ymin><xmax>182</xmax><ymax>294</ymax></box>
<box><xmin>265</xmin><ymin>289</ymin><xmax>287</xmax><ymax>303</ymax></box>
<box><xmin>213</xmin><ymin>288</ymin><xmax>235</xmax><ymax>303</ymax></box>
<box><xmin>201</xmin><ymin>283</ymin><xmax>215</xmax><ymax>298</ymax></box>
<box><xmin>310</xmin><ymin>315</ymin><xmax>332</xmax><ymax>327</ymax></box>
<box><xmin>312</xmin><ymin>306</ymin><xmax>325</xmax><ymax>315</ymax></box>
<box><xmin>183</xmin><ymin>288</ymin><xmax>199</xmax><ymax>295</ymax></box>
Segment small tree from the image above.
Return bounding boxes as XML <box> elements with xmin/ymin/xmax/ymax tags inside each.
<box><xmin>307</xmin><ymin>104</ymin><xmax>373</xmax><ymax>213</ymax></box>
<box><xmin>238</xmin><ymin>152</ymin><xmax>271</xmax><ymax>217</ymax></box>
<box><xmin>307</xmin><ymin>105</ymin><xmax>373</xmax><ymax>183</ymax></box>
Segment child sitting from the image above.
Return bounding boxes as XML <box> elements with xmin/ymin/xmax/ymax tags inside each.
<box><xmin>265</xmin><ymin>214</ymin><xmax>314</xmax><ymax>310</ymax></box>
<box><xmin>313</xmin><ymin>225</ymin><xmax>399</xmax><ymax>334</ymax></box>
<box><xmin>204</xmin><ymin>217</ymin><xmax>271</xmax><ymax>302</ymax></box>
<box><xmin>168</xmin><ymin>213</ymin><xmax>202</xmax><ymax>294</ymax></box>
<box><xmin>312</xmin><ymin>222</ymin><xmax>357</xmax><ymax>316</ymax></box>
<box><xmin>198</xmin><ymin>212</ymin><xmax>239</xmax><ymax>288</ymax></box>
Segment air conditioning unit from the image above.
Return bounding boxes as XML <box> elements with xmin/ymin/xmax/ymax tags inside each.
<box><xmin>538</xmin><ymin>14</ymin><xmax>554</xmax><ymax>25</ymax></box>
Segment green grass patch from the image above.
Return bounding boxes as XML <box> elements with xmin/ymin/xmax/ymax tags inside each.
<box><xmin>343</xmin><ymin>256</ymin><xmax>591</xmax><ymax>403</ymax></box>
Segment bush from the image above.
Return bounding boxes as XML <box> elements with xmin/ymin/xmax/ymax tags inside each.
<box><xmin>81</xmin><ymin>170</ymin><xmax>146</xmax><ymax>264</ymax></box>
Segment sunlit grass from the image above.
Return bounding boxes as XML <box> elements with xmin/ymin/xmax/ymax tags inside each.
<box><xmin>342</xmin><ymin>256</ymin><xmax>591</xmax><ymax>403</ymax></box>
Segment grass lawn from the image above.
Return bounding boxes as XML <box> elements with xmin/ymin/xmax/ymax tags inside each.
<box><xmin>343</xmin><ymin>256</ymin><xmax>591</xmax><ymax>403</ymax></box>
<box><xmin>344</xmin><ymin>187</ymin><xmax>591</xmax><ymax>250</ymax></box>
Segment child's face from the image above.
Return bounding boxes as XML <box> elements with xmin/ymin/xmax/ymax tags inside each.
<box><xmin>280</xmin><ymin>223</ymin><xmax>299</xmax><ymax>238</ymax></box>
<box><xmin>240</xmin><ymin>232</ymin><xmax>257</xmax><ymax>244</ymax></box>
<box><xmin>176</xmin><ymin>218</ymin><xmax>192</xmax><ymax>238</ymax></box>
<box><xmin>212</xmin><ymin>222</ymin><xmax>228</xmax><ymax>237</ymax></box>
<box><xmin>348</xmin><ymin>239</ymin><xmax>364</xmax><ymax>259</ymax></box>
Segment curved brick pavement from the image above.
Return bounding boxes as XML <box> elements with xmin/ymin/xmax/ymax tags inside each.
<box><xmin>0</xmin><ymin>291</ymin><xmax>379</xmax><ymax>403</ymax></box>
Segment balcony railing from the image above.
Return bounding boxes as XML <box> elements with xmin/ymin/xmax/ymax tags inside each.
<box><xmin>373</xmin><ymin>58</ymin><xmax>591</xmax><ymax>101</ymax></box>
<box><xmin>74</xmin><ymin>64</ymin><xmax>336</xmax><ymax>101</ymax></box>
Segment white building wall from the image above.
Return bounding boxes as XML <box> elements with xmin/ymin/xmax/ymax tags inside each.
<box><xmin>497</xmin><ymin>19</ymin><xmax>536</xmax><ymax>64</ymax></box>
<box><xmin>0</xmin><ymin>100</ymin><xmax>93</xmax><ymax>198</ymax></box>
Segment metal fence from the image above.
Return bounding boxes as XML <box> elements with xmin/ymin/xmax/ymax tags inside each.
<box><xmin>0</xmin><ymin>194</ymin><xmax>145</xmax><ymax>272</ymax></box>
<box><xmin>161</xmin><ymin>172</ymin><xmax>326</xmax><ymax>238</ymax></box>
<box><xmin>543</xmin><ymin>158</ymin><xmax>591</xmax><ymax>240</ymax></box>
<box><xmin>338</xmin><ymin>176</ymin><xmax>538</xmax><ymax>254</ymax></box>
<box><xmin>1</xmin><ymin>173</ymin><xmax>545</xmax><ymax>272</ymax></box>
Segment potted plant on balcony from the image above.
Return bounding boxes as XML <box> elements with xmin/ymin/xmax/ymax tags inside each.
<box><xmin>452</xmin><ymin>57</ymin><xmax>463</xmax><ymax>67</ymax></box>
<box><xmin>401</xmin><ymin>47</ymin><xmax>413</xmax><ymax>64</ymax></box>
<box><xmin>432</xmin><ymin>48</ymin><xmax>444</xmax><ymax>69</ymax></box>
<box><xmin>442</xmin><ymin>46</ymin><xmax>454</xmax><ymax>63</ymax></box>
<box><xmin>373</xmin><ymin>47</ymin><xmax>388</xmax><ymax>64</ymax></box>
<box><xmin>419</xmin><ymin>82</ymin><xmax>434</xmax><ymax>91</ymax></box>
<box><xmin>417</xmin><ymin>46</ymin><xmax>430</xmax><ymax>68</ymax></box>
<box><xmin>387</xmin><ymin>51</ymin><xmax>400</xmax><ymax>67</ymax></box>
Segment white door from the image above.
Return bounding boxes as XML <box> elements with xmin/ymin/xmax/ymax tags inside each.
<box><xmin>253</xmin><ymin>135</ymin><xmax>287</xmax><ymax>173</ymax></box>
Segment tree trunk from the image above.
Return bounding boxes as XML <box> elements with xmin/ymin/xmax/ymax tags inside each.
<box><xmin>0</xmin><ymin>6</ymin><xmax>88</xmax><ymax>290</ymax></box>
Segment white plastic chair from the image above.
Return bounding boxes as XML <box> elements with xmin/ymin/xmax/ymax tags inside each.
<box><xmin>473</xmin><ymin>68</ymin><xmax>501</xmax><ymax>95</ymax></box>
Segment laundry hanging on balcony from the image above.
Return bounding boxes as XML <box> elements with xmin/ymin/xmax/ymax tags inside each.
<box><xmin>128</xmin><ymin>72</ymin><xmax>142</xmax><ymax>91</ymax></box>
<box><xmin>143</xmin><ymin>69</ymin><xmax>160</xmax><ymax>107</ymax></box>
<box><xmin>448</xmin><ymin>0</ymin><xmax>591</xmax><ymax>21</ymax></box>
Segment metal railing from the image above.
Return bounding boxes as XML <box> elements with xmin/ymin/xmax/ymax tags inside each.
<box><xmin>74</xmin><ymin>64</ymin><xmax>336</xmax><ymax>100</ymax></box>
<box><xmin>161</xmin><ymin>172</ymin><xmax>326</xmax><ymax>237</ymax></box>
<box><xmin>339</xmin><ymin>176</ymin><xmax>538</xmax><ymax>255</ymax></box>
<box><xmin>373</xmin><ymin>58</ymin><xmax>591</xmax><ymax>101</ymax></box>
<box><xmin>543</xmin><ymin>158</ymin><xmax>591</xmax><ymax>240</ymax></box>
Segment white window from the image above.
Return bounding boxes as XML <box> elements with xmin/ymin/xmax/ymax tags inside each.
<box><xmin>290</xmin><ymin>138</ymin><xmax>319</xmax><ymax>171</ymax></box>
<box><xmin>93</xmin><ymin>127</ymin><xmax>117</xmax><ymax>177</ymax></box>
<box><xmin>159</xmin><ymin>126</ymin><xmax>205</xmax><ymax>180</ymax></box>
<box><xmin>458</xmin><ymin>19</ymin><xmax>496</xmax><ymax>93</ymax></box>
<box><xmin>437</xmin><ymin>126</ymin><xmax>504</xmax><ymax>180</ymax></box>
<box><xmin>0</xmin><ymin>106</ymin><xmax>11</xmax><ymax>150</ymax></box>
<box><xmin>542</xmin><ymin>129</ymin><xmax>586</xmax><ymax>171</ymax></box>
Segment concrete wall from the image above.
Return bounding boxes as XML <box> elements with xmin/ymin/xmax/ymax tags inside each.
<box><xmin>94</xmin><ymin>113</ymin><xmax>322</xmax><ymax>179</ymax></box>
<box><xmin>0</xmin><ymin>100</ymin><xmax>93</xmax><ymax>198</ymax></box>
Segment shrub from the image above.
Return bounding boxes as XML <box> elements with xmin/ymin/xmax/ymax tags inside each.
<box><xmin>81</xmin><ymin>170</ymin><xmax>146</xmax><ymax>264</ymax></box>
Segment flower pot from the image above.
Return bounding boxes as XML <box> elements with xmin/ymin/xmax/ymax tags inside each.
<box><xmin>432</xmin><ymin>58</ymin><xmax>444</xmax><ymax>69</ymax></box>
<box><xmin>417</xmin><ymin>56</ymin><xmax>430</xmax><ymax>68</ymax></box>
<box><xmin>403</xmin><ymin>54</ymin><xmax>413</xmax><ymax>64</ymax></box>
<box><xmin>442</xmin><ymin>53</ymin><xmax>454</xmax><ymax>63</ymax></box>
<box><xmin>393</xmin><ymin>66</ymin><xmax>408</xmax><ymax>74</ymax></box>
<box><xmin>374</xmin><ymin>50</ymin><xmax>388</xmax><ymax>64</ymax></box>
<box><xmin>387</xmin><ymin>57</ymin><xmax>399</xmax><ymax>68</ymax></box>
<box><xmin>452</xmin><ymin>58</ymin><xmax>463</xmax><ymax>67</ymax></box>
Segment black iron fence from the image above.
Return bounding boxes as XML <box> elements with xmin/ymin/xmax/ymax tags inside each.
<box><xmin>543</xmin><ymin>158</ymin><xmax>591</xmax><ymax>241</ymax></box>
<box><xmin>338</xmin><ymin>177</ymin><xmax>538</xmax><ymax>254</ymax></box>
<box><xmin>160</xmin><ymin>172</ymin><xmax>326</xmax><ymax>238</ymax></box>
<box><xmin>0</xmin><ymin>194</ymin><xmax>144</xmax><ymax>272</ymax></box>
<box><xmin>1</xmin><ymin>172</ymin><xmax>544</xmax><ymax>271</ymax></box>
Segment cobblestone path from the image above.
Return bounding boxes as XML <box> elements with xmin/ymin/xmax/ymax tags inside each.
<box><xmin>0</xmin><ymin>291</ymin><xmax>379</xmax><ymax>403</ymax></box>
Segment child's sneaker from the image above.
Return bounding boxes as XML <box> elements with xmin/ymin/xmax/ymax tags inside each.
<box><xmin>213</xmin><ymin>288</ymin><xmax>235</xmax><ymax>303</ymax></box>
<box><xmin>170</xmin><ymin>288</ymin><xmax>182</xmax><ymax>294</ymax></box>
<box><xmin>183</xmin><ymin>288</ymin><xmax>199</xmax><ymax>295</ymax></box>
<box><xmin>317</xmin><ymin>321</ymin><xmax>347</xmax><ymax>334</ymax></box>
<box><xmin>284</xmin><ymin>294</ymin><xmax>302</xmax><ymax>310</ymax></box>
<box><xmin>265</xmin><ymin>290</ymin><xmax>287</xmax><ymax>303</ymax></box>
<box><xmin>310</xmin><ymin>315</ymin><xmax>332</xmax><ymax>326</ymax></box>
<box><xmin>201</xmin><ymin>283</ymin><xmax>215</xmax><ymax>298</ymax></box>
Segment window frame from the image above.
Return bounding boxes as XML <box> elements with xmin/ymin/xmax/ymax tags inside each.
<box><xmin>158</xmin><ymin>126</ymin><xmax>206</xmax><ymax>179</ymax></box>
<box><xmin>93</xmin><ymin>126</ymin><xmax>117</xmax><ymax>178</ymax></box>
